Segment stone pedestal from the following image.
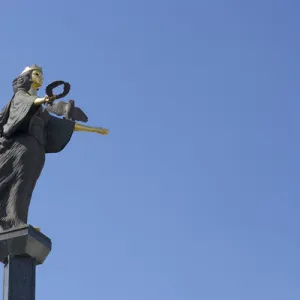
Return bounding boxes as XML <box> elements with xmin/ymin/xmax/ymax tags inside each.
<box><xmin>0</xmin><ymin>225</ymin><xmax>52</xmax><ymax>300</ymax></box>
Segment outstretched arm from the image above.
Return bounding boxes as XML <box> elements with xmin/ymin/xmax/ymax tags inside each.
<box><xmin>34</xmin><ymin>95</ymin><xmax>108</xmax><ymax>135</ymax></box>
<box><xmin>33</xmin><ymin>95</ymin><xmax>55</xmax><ymax>106</ymax></box>
<box><xmin>74</xmin><ymin>123</ymin><xmax>109</xmax><ymax>135</ymax></box>
<box><xmin>33</xmin><ymin>97</ymin><xmax>47</xmax><ymax>105</ymax></box>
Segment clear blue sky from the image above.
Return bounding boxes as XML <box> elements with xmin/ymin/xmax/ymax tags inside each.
<box><xmin>0</xmin><ymin>0</ymin><xmax>299</xmax><ymax>299</ymax></box>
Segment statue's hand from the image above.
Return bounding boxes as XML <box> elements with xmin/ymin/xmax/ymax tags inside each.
<box><xmin>45</xmin><ymin>95</ymin><xmax>56</xmax><ymax>103</ymax></box>
<box><xmin>96</xmin><ymin>127</ymin><xmax>109</xmax><ymax>135</ymax></box>
<box><xmin>34</xmin><ymin>95</ymin><xmax>56</xmax><ymax>106</ymax></box>
<box><xmin>44</xmin><ymin>95</ymin><xmax>56</xmax><ymax>104</ymax></box>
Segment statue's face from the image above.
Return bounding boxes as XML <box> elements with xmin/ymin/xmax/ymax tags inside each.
<box><xmin>31</xmin><ymin>69</ymin><xmax>44</xmax><ymax>88</ymax></box>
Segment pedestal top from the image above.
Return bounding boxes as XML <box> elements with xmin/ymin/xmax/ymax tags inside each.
<box><xmin>0</xmin><ymin>225</ymin><xmax>52</xmax><ymax>265</ymax></box>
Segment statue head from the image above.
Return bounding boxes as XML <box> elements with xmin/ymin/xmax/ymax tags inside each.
<box><xmin>12</xmin><ymin>64</ymin><xmax>44</xmax><ymax>94</ymax></box>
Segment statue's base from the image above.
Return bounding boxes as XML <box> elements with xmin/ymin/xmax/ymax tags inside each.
<box><xmin>0</xmin><ymin>225</ymin><xmax>52</xmax><ymax>299</ymax></box>
<box><xmin>0</xmin><ymin>224</ymin><xmax>52</xmax><ymax>265</ymax></box>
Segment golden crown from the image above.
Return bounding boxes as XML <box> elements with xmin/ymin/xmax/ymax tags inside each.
<box><xmin>20</xmin><ymin>64</ymin><xmax>43</xmax><ymax>75</ymax></box>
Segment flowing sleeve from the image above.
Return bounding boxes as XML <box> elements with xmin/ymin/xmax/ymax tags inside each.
<box><xmin>45</xmin><ymin>116</ymin><xmax>75</xmax><ymax>153</ymax></box>
<box><xmin>3</xmin><ymin>90</ymin><xmax>37</xmax><ymax>137</ymax></box>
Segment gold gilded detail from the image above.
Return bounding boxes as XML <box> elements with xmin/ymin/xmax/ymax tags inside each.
<box><xmin>74</xmin><ymin>123</ymin><xmax>109</xmax><ymax>135</ymax></box>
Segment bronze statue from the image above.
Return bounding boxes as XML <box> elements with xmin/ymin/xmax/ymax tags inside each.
<box><xmin>0</xmin><ymin>65</ymin><xmax>108</xmax><ymax>231</ymax></box>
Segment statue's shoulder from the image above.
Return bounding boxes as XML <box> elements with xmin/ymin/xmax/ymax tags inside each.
<box><xmin>14</xmin><ymin>90</ymin><xmax>28</xmax><ymax>97</ymax></box>
<box><xmin>12</xmin><ymin>90</ymin><xmax>25</xmax><ymax>101</ymax></box>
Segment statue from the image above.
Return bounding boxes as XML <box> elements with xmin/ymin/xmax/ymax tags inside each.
<box><xmin>0</xmin><ymin>65</ymin><xmax>109</xmax><ymax>231</ymax></box>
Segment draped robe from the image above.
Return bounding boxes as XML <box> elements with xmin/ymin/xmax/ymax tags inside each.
<box><xmin>0</xmin><ymin>89</ymin><xmax>75</xmax><ymax>230</ymax></box>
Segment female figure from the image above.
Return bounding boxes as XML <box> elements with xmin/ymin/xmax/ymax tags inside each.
<box><xmin>0</xmin><ymin>65</ymin><xmax>108</xmax><ymax>231</ymax></box>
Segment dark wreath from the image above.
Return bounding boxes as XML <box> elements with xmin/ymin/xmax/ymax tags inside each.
<box><xmin>45</xmin><ymin>80</ymin><xmax>71</xmax><ymax>100</ymax></box>
<box><xmin>44</xmin><ymin>80</ymin><xmax>88</xmax><ymax>122</ymax></box>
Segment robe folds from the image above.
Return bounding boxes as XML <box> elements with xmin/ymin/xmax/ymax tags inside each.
<box><xmin>0</xmin><ymin>89</ymin><xmax>75</xmax><ymax>230</ymax></box>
